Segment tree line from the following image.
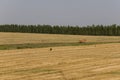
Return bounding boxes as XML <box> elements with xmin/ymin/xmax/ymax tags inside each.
<box><xmin>0</xmin><ymin>24</ymin><xmax>120</xmax><ymax>36</ymax></box>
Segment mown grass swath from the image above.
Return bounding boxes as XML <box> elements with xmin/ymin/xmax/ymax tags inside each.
<box><xmin>0</xmin><ymin>42</ymin><xmax>119</xmax><ymax>50</ymax></box>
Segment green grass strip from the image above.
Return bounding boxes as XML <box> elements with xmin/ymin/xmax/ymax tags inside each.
<box><xmin>0</xmin><ymin>42</ymin><xmax>120</xmax><ymax>50</ymax></box>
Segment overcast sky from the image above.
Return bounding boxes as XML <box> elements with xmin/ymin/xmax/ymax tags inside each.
<box><xmin>0</xmin><ymin>0</ymin><xmax>120</xmax><ymax>26</ymax></box>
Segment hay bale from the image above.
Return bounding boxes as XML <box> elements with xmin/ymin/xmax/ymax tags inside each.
<box><xmin>50</xmin><ymin>48</ymin><xmax>52</xmax><ymax>51</ymax></box>
<box><xmin>79</xmin><ymin>39</ymin><xmax>87</xmax><ymax>43</ymax></box>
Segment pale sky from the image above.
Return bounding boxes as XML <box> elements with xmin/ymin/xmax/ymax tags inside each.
<box><xmin>0</xmin><ymin>0</ymin><xmax>120</xmax><ymax>26</ymax></box>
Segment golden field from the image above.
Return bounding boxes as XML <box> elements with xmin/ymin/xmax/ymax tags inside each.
<box><xmin>0</xmin><ymin>32</ymin><xmax>120</xmax><ymax>44</ymax></box>
<box><xmin>0</xmin><ymin>32</ymin><xmax>120</xmax><ymax>80</ymax></box>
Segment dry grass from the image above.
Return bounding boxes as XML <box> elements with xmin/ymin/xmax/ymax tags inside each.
<box><xmin>0</xmin><ymin>43</ymin><xmax>120</xmax><ymax>80</ymax></box>
<box><xmin>0</xmin><ymin>32</ymin><xmax>120</xmax><ymax>80</ymax></box>
<box><xmin>0</xmin><ymin>32</ymin><xmax>120</xmax><ymax>45</ymax></box>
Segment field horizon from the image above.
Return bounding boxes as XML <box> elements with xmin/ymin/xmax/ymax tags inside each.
<box><xmin>1</xmin><ymin>32</ymin><xmax>120</xmax><ymax>44</ymax></box>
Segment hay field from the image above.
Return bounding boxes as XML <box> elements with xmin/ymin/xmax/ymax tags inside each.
<box><xmin>0</xmin><ymin>32</ymin><xmax>120</xmax><ymax>80</ymax></box>
<box><xmin>0</xmin><ymin>32</ymin><xmax>120</xmax><ymax>45</ymax></box>
<box><xmin>0</xmin><ymin>43</ymin><xmax>120</xmax><ymax>80</ymax></box>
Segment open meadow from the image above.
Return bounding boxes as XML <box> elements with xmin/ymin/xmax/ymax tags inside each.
<box><xmin>0</xmin><ymin>32</ymin><xmax>120</xmax><ymax>80</ymax></box>
<box><xmin>0</xmin><ymin>32</ymin><xmax>120</xmax><ymax>45</ymax></box>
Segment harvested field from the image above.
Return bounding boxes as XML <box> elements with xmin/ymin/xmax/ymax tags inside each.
<box><xmin>0</xmin><ymin>43</ymin><xmax>120</xmax><ymax>80</ymax></box>
<box><xmin>0</xmin><ymin>32</ymin><xmax>120</xmax><ymax>45</ymax></box>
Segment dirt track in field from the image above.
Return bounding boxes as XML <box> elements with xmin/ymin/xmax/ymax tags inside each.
<box><xmin>0</xmin><ymin>43</ymin><xmax>120</xmax><ymax>80</ymax></box>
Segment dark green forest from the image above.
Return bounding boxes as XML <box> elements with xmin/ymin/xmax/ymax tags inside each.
<box><xmin>0</xmin><ymin>24</ymin><xmax>120</xmax><ymax>36</ymax></box>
